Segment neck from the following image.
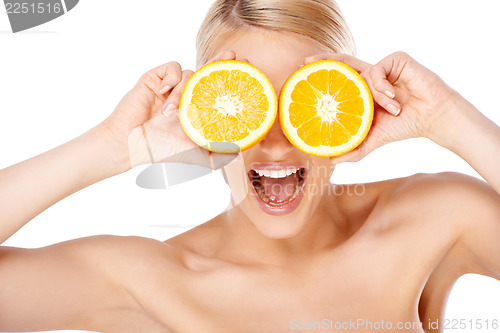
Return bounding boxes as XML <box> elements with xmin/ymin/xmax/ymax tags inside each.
<box><xmin>216</xmin><ymin>186</ymin><xmax>349</xmax><ymax>267</ymax></box>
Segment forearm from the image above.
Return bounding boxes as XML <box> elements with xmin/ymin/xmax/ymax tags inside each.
<box><xmin>430</xmin><ymin>96</ymin><xmax>500</xmax><ymax>194</ymax></box>
<box><xmin>0</xmin><ymin>125</ymin><xmax>130</xmax><ymax>244</ymax></box>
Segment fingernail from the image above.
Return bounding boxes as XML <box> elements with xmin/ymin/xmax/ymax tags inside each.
<box><xmin>387</xmin><ymin>104</ymin><xmax>400</xmax><ymax>116</ymax></box>
<box><xmin>159</xmin><ymin>85</ymin><xmax>172</xmax><ymax>94</ymax></box>
<box><xmin>384</xmin><ymin>90</ymin><xmax>395</xmax><ymax>99</ymax></box>
<box><xmin>162</xmin><ymin>104</ymin><xmax>177</xmax><ymax>117</ymax></box>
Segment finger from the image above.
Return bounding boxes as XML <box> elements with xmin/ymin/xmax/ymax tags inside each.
<box><xmin>363</xmin><ymin>71</ymin><xmax>401</xmax><ymax>116</ymax></box>
<box><xmin>163</xmin><ymin>69</ymin><xmax>194</xmax><ymax>109</ymax></box>
<box><xmin>373</xmin><ymin>90</ymin><xmax>401</xmax><ymax>116</ymax></box>
<box><xmin>329</xmin><ymin>139</ymin><xmax>374</xmax><ymax>164</ymax></box>
<box><xmin>208</xmin><ymin>50</ymin><xmax>236</xmax><ymax>64</ymax></box>
<box><xmin>156</xmin><ymin>137</ymin><xmax>239</xmax><ymax>170</ymax></box>
<box><xmin>329</xmin><ymin>146</ymin><xmax>365</xmax><ymax>164</ymax></box>
<box><xmin>209</xmin><ymin>151</ymin><xmax>240</xmax><ymax>170</ymax></box>
<box><xmin>159</xmin><ymin>143</ymin><xmax>238</xmax><ymax>170</ymax></box>
<box><xmin>161</xmin><ymin>103</ymin><xmax>178</xmax><ymax>119</ymax></box>
<box><xmin>160</xmin><ymin>61</ymin><xmax>182</xmax><ymax>95</ymax></box>
<box><xmin>370</xmin><ymin>51</ymin><xmax>413</xmax><ymax>87</ymax></box>
<box><xmin>330</xmin><ymin>122</ymin><xmax>389</xmax><ymax>164</ymax></box>
<box><xmin>369</xmin><ymin>65</ymin><xmax>397</xmax><ymax>99</ymax></box>
<box><xmin>303</xmin><ymin>53</ymin><xmax>371</xmax><ymax>73</ymax></box>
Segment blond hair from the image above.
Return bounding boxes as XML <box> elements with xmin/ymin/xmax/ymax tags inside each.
<box><xmin>196</xmin><ymin>0</ymin><xmax>356</xmax><ymax>67</ymax></box>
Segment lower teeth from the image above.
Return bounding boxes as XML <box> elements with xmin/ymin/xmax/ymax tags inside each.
<box><xmin>265</xmin><ymin>185</ymin><xmax>301</xmax><ymax>206</ymax></box>
<box><xmin>250</xmin><ymin>169</ymin><xmax>305</xmax><ymax>206</ymax></box>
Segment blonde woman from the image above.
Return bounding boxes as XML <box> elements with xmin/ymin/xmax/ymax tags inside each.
<box><xmin>1</xmin><ymin>1</ymin><xmax>499</xmax><ymax>332</ymax></box>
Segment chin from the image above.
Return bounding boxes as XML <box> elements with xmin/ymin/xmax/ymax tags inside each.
<box><xmin>234</xmin><ymin>194</ymin><xmax>313</xmax><ymax>239</ymax></box>
<box><xmin>252</xmin><ymin>213</ymin><xmax>308</xmax><ymax>239</ymax></box>
<box><xmin>225</xmin><ymin>156</ymin><xmax>330</xmax><ymax>238</ymax></box>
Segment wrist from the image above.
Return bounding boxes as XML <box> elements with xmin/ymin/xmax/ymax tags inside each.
<box><xmin>127</xmin><ymin>125</ymin><xmax>152</xmax><ymax>168</ymax></box>
<box><xmin>426</xmin><ymin>94</ymin><xmax>480</xmax><ymax>152</ymax></box>
<box><xmin>91</xmin><ymin>124</ymin><xmax>134</xmax><ymax>175</ymax></box>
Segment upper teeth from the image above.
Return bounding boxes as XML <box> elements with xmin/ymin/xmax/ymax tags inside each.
<box><xmin>254</xmin><ymin>168</ymin><xmax>300</xmax><ymax>178</ymax></box>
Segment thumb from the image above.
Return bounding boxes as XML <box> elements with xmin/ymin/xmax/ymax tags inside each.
<box><xmin>207</xmin><ymin>150</ymin><xmax>240</xmax><ymax>170</ymax></box>
<box><xmin>329</xmin><ymin>145</ymin><xmax>367</xmax><ymax>164</ymax></box>
<box><xmin>329</xmin><ymin>133</ymin><xmax>383</xmax><ymax>164</ymax></box>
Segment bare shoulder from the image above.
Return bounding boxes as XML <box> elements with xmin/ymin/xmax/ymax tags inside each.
<box><xmin>52</xmin><ymin>234</ymin><xmax>189</xmax><ymax>296</ymax></box>
<box><xmin>373</xmin><ymin>171</ymin><xmax>500</xmax><ymax>258</ymax></box>
<box><xmin>79</xmin><ymin>235</ymin><xmax>199</xmax><ymax>330</ymax></box>
<box><xmin>63</xmin><ymin>234</ymin><xmax>185</xmax><ymax>269</ymax></box>
<box><xmin>58</xmin><ymin>235</ymin><xmax>193</xmax><ymax>305</ymax></box>
<box><xmin>0</xmin><ymin>234</ymin><xmax>187</xmax><ymax>332</ymax></box>
<box><xmin>0</xmin><ymin>234</ymin><xmax>184</xmax><ymax>284</ymax></box>
<box><xmin>367</xmin><ymin>172</ymin><xmax>500</xmax><ymax>324</ymax></box>
<box><xmin>364</xmin><ymin>172</ymin><xmax>499</xmax><ymax>228</ymax></box>
<box><xmin>390</xmin><ymin>171</ymin><xmax>497</xmax><ymax>202</ymax></box>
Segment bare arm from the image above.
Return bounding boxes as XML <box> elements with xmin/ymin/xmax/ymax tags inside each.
<box><xmin>0</xmin><ymin>52</ymin><xmax>236</xmax><ymax>330</ymax></box>
<box><xmin>425</xmin><ymin>173</ymin><xmax>500</xmax><ymax>280</ymax></box>
<box><xmin>307</xmin><ymin>52</ymin><xmax>500</xmax><ymax>195</ymax></box>
<box><xmin>0</xmin><ymin>235</ymin><xmax>138</xmax><ymax>331</ymax></box>
<box><xmin>0</xmin><ymin>235</ymin><xmax>178</xmax><ymax>332</ymax></box>
<box><xmin>0</xmin><ymin>52</ymin><xmax>235</xmax><ymax>245</ymax></box>
<box><xmin>0</xmin><ymin>62</ymin><xmax>176</xmax><ymax>245</ymax></box>
<box><xmin>0</xmin><ymin>62</ymin><xmax>181</xmax><ymax>329</ymax></box>
<box><xmin>428</xmin><ymin>100</ymin><xmax>500</xmax><ymax>277</ymax></box>
<box><xmin>410</xmin><ymin>173</ymin><xmax>500</xmax><ymax>331</ymax></box>
<box><xmin>429</xmin><ymin>96</ymin><xmax>500</xmax><ymax>195</ymax></box>
<box><xmin>370</xmin><ymin>53</ymin><xmax>500</xmax><ymax>277</ymax></box>
<box><xmin>393</xmin><ymin>57</ymin><xmax>500</xmax><ymax>278</ymax></box>
<box><xmin>307</xmin><ymin>52</ymin><xmax>500</xmax><ymax>277</ymax></box>
<box><xmin>0</xmin><ymin>126</ymin><xmax>128</xmax><ymax>244</ymax></box>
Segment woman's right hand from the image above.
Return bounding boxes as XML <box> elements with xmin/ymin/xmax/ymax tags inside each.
<box><xmin>101</xmin><ymin>51</ymin><xmax>239</xmax><ymax>170</ymax></box>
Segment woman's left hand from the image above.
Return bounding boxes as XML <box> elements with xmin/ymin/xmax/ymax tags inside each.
<box><xmin>304</xmin><ymin>52</ymin><xmax>461</xmax><ymax>163</ymax></box>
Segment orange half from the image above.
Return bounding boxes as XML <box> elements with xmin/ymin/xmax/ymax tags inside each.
<box><xmin>179</xmin><ymin>60</ymin><xmax>278</xmax><ymax>153</ymax></box>
<box><xmin>279</xmin><ymin>60</ymin><xmax>374</xmax><ymax>157</ymax></box>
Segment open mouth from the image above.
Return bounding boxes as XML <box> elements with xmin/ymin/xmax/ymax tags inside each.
<box><xmin>247</xmin><ymin>164</ymin><xmax>308</xmax><ymax>210</ymax></box>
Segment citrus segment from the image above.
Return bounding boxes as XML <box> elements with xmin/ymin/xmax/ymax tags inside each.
<box><xmin>338</xmin><ymin>97</ymin><xmax>364</xmax><ymax>116</ymax></box>
<box><xmin>279</xmin><ymin>60</ymin><xmax>374</xmax><ymax>157</ymax></box>
<box><xmin>289</xmin><ymin>103</ymin><xmax>316</xmax><ymax>127</ymax></box>
<box><xmin>329</xmin><ymin>121</ymin><xmax>351</xmax><ymax>146</ymax></box>
<box><xmin>329</xmin><ymin>71</ymin><xmax>347</xmax><ymax>96</ymax></box>
<box><xmin>291</xmin><ymin>80</ymin><xmax>318</xmax><ymax>105</ymax></box>
<box><xmin>179</xmin><ymin>60</ymin><xmax>277</xmax><ymax>153</ymax></box>
<box><xmin>307</xmin><ymin>69</ymin><xmax>329</xmax><ymax>94</ymax></box>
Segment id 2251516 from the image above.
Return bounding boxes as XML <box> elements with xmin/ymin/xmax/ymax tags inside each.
<box><xmin>5</xmin><ymin>2</ymin><xmax>63</xmax><ymax>14</ymax></box>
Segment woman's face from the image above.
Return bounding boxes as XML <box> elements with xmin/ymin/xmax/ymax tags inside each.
<box><xmin>217</xmin><ymin>29</ymin><xmax>336</xmax><ymax>239</ymax></box>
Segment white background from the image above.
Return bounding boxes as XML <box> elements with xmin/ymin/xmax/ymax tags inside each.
<box><xmin>1</xmin><ymin>1</ymin><xmax>500</xmax><ymax>332</ymax></box>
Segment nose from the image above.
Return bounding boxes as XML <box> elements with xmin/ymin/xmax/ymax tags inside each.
<box><xmin>258</xmin><ymin>118</ymin><xmax>295</xmax><ymax>159</ymax></box>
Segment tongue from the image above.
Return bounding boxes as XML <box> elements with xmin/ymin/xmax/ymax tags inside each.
<box><xmin>260</xmin><ymin>173</ymin><xmax>299</xmax><ymax>204</ymax></box>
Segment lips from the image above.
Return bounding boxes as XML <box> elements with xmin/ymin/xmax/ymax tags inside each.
<box><xmin>247</xmin><ymin>162</ymin><xmax>308</xmax><ymax>215</ymax></box>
